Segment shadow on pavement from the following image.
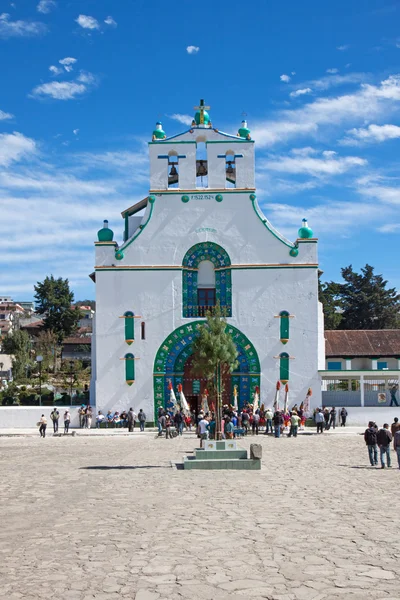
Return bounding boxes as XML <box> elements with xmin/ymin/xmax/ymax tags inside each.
<box><xmin>81</xmin><ymin>465</ymin><xmax>171</xmax><ymax>470</ymax></box>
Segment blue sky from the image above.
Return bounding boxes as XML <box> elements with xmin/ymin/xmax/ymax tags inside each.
<box><xmin>1</xmin><ymin>0</ymin><xmax>400</xmax><ymax>300</ymax></box>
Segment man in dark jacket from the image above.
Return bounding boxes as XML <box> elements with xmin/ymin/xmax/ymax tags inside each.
<box><xmin>173</xmin><ymin>411</ymin><xmax>184</xmax><ymax>435</ymax></box>
<box><xmin>329</xmin><ymin>407</ymin><xmax>337</xmax><ymax>430</ymax></box>
<box><xmin>377</xmin><ymin>423</ymin><xmax>392</xmax><ymax>468</ymax></box>
<box><xmin>340</xmin><ymin>407</ymin><xmax>348</xmax><ymax>427</ymax></box>
<box><xmin>364</xmin><ymin>421</ymin><xmax>378</xmax><ymax>466</ymax></box>
<box><xmin>273</xmin><ymin>411</ymin><xmax>284</xmax><ymax>438</ymax></box>
<box><xmin>127</xmin><ymin>408</ymin><xmax>136</xmax><ymax>433</ymax></box>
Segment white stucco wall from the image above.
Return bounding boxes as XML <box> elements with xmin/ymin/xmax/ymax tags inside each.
<box><xmin>93</xmin><ymin>186</ymin><xmax>321</xmax><ymax>420</ymax></box>
<box><xmin>0</xmin><ymin>407</ymin><xmax>83</xmax><ymax>429</ymax></box>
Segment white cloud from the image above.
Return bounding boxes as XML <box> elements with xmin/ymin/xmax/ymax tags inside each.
<box><xmin>357</xmin><ymin>177</ymin><xmax>400</xmax><ymax>206</ymax></box>
<box><xmin>290</xmin><ymin>87</ymin><xmax>312</xmax><ymax>98</ymax></box>
<box><xmin>263</xmin><ymin>148</ymin><xmax>367</xmax><ymax>176</ymax></box>
<box><xmin>168</xmin><ymin>113</ymin><xmax>193</xmax><ymax>126</ymax></box>
<box><xmin>31</xmin><ymin>71</ymin><xmax>96</xmax><ymax>101</ymax></box>
<box><xmin>291</xmin><ymin>71</ymin><xmax>296</xmax><ymax>75</ymax></box>
<box><xmin>337</xmin><ymin>44</ymin><xmax>349</xmax><ymax>51</ymax></box>
<box><xmin>104</xmin><ymin>16</ymin><xmax>117</xmax><ymax>26</ymax></box>
<box><xmin>0</xmin><ymin>109</ymin><xmax>13</xmax><ymax>120</ymax></box>
<box><xmin>252</xmin><ymin>74</ymin><xmax>400</xmax><ymax>147</ymax></box>
<box><xmin>0</xmin><ymin>12</ymin><xmax>47</xmax><ymax>38</ymax></box>
<box><xmin>340</xmin><ymin>123</ymin><xmax>400</xmax><ymax>145</ymax></box>
<box><xmin>75</xmin><ymin>14</ymin><xmax>99</xmax><ymax>30</ymax></box>
<box><xmin>73</xmin><ymin>129</ymin><xmax>79</xmax><ymax>136</ymax></box>
<box><xmin>326</xmin><ymin>68</ymin><xmax>339</xmax><ymax>74</ymax></box>
<box><xmin>31</xmin><ymin>81</ymin><xmax>87</xmax><ymax>100</ymax></box>
<box><xmin>377</xmin><ymin>223</ymin><xmax>400</xmax><ymax>233</ymax></box>
<box><xmin>186</xmin><ymin>45</ymin><xmax>199</xmax><ymax>54</ymax></box>
<box><xmin>59</xmin><ymin>57</ymin><xmax>77</xmax><ymax>73</ymax></box>
<box><xmin>0</xmin><ymin>132</ymin><xmax>37</xmax><ymax>167</ymax></box>
<box><xmin>299</xmin><ymin>72</ymin><xmax>367</xmax><ymax>92</ymax></box>
<box><xmin>280</xmin><ymin>74</ymin><xmax>291</xmax><ymax>83</ymax></box>
<box><xmin>49</xmin><ymin>65</ymin><xmax>62</xmax><ymax>76</ymax></box>
<box><xmin>37</xmin><ymin>0</ymin><xmax>56</xmax><ymax>13</ymax></box>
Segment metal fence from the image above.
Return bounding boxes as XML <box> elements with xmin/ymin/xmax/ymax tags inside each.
<box><xmin>321</xmin><ymin>377</ymin><xmax>399</xmax><ymax>407</ymax></box>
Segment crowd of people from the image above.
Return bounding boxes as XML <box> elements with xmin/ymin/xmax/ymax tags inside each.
<box><xmin>364</xmin><ymin>418</ymin><xmax>400</xmax><ymax>469</ymax></box>
<box><xmin>95</xmin><ymin>408</ymin><xmax>147</xmax><ymax>431</ymax></box>
<box><xmin>156</xmin><ymin>403</ymin><xmax>311</xmax><ymax>441</ymax></box>
<box><xmin>313</xmin><ymin>406</ymin><xmax>348</xmax><ymax>432</ymax></box>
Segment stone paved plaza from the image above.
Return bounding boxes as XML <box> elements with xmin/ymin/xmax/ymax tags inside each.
<box><xmin>0</xmin><ymin>431</ymin><xmax>399</xmax><ymax>600</ymax></box>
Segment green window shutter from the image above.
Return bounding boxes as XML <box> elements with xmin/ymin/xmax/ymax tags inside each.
<box><xmin>125</xmin><ymin>353</ymin><xmax>135</xmax><ymax>385</ymax></box>
<box><xmin>124</xmin><ymin>311</ymin><xmax>134</xmax><ymax>345</ymax></box>
<box><xmin>279</xmin><ymin>311</ymin><xmax>290</xmax><ymax>344</ymax></box>
<box><xmin>280</xmin><ymin>352</ymin><xmax>289</xmax><ymax>383</ymax></box>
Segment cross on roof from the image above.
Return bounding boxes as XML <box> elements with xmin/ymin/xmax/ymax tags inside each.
<box><xmin>194</xmin><ymin>98</ymin><xmax>210</xmax><ymax>124</ymax></box>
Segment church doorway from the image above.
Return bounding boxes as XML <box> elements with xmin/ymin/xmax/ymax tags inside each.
<box><xmin>153</xmin><ymin>322</ymin><xmax>261</xmax><ymax>418</ymax></box>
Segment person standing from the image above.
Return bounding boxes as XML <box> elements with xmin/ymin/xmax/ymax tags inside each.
<box><xmin>288</xmin><ymin>411</ymin><xmax>300</xmax><ymax>437</ymax></box>
<box><xmin>241</xmin><ymin>410</ymin><xmax>250</xmax><ymax>435</ymax></box>
<box><xmin>252</xmin><ymin>411</ymin><xmax>260</xmax><ymax>435</ymax></box>
<box><xmin>329</xmin><ymin>407</ymin><xmax>337</xmax><ymax>430</ymax></box>
<box><xmin>158</xmin><ymin>409</ymin><xmax>165</xmax><ymax>436</ymax></box>
<box><xmin>86</xmin><ymin>406</ymin><xmax>93</xmax><ymax>429</ymax></box>
<box><xmin>78</xmin><ymin>405</ymin><xmax>86</xmax><ymax>428</ymax></box>
<box><xmin>273</xmin><ymin>410</ymin><xmax>283</xmax><ymax>438</ymax></box>
<box><xmin>138</xmin><ymin>409</ymin><xmax>146</xmax><ymax>432</ymax></box>
<box><xmin>264</xmin><ymin>408</ymin><xmax>273</xmax><ymax>434</ymax></box>
<box><xmin>127</xmin><ymin>407</ymin><xmax>137</xmax><ymax>433</ymax></box>
<box><xmin>315</xmin><ymin>409</ymin><xmax>325</xmax><ymax>434</ymax></box>
<box><xmin>389</xmin><ymin>384</ymin><xmax>399</xmax><ymax>407</ymax></box>
<box><xmin>165</xmin><ymin>414</ymin><xmax>172</xmax><ymax>439</ymax></box>
<box><xmin>39</xmin><ymin>414</ymin><xmax>47</xmax><ymax>438</ymax></box>
<box><xmin>340</xmin><ymin>407</ymin><xmax>348</xmax><ymax>427</ymax></box>
<box><xmin>173</xmin><ymin>410</ymin><xmax>184</xmax><ymax>436</ymax></box>
<box><xmin>323</xmin><ymin>407</ymin><xmax>330</xmax><ymax>430</ymax></box>
<box><xmin>225</xmin><ymin>417</ymin><xmax>234</xmax><ymax>439</ymax></box>
<box><xmin>377</xmin><ymin>423</ymin><xmax>392</xmax><ymax>469</ymax></box>
<box><xmin>391</xmin><ymin>417</ymin><xmax>400</xmax><ymax>438</ymax></box>
<box><xmin>393</xmin><ymin>429</ymin><xmax>400</xmax><ymax>469</ymax></box>
<box><xmin>198</xmin><ymin>414</ymin><xmax>209</xmax><ymax>447</ymax></box>
<box><xmin>364</xmin><ymin>421</ymin><xmax>378</xmax><ymax>466</ymax></box>
<box><xmin>64</xmin><ymin>410</ymin><xmax>71</xmax><ymax>434</ymax></box>
<box><xmin>50</xmin><ymin>408</ymin><xmax>60</xmax><ymax>433</ymax></box>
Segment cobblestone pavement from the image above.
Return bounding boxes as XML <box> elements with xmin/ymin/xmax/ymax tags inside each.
<box><xmin>0</xmin><ymin>431</ymin><xmax>399</xmax><ymax>600</ymax></box>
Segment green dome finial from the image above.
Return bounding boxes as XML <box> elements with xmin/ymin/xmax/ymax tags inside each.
<box><xmin>193</xmin><ymin>98</ymin><xmax>211</xmax><ymax>127</ymax></box>
<box><xmin>97</xmin><ymin>220</ymin><xmax>114</xmax><ymax>242</ymax></box>
<box><xmin>238</xmin><ymin>119</ymin><xmax>251</xmax><ymax>139</ymax></box>
<box><xmin>298</xmin><ymin>218</ymin><xmax>314</xmax><ymax>239</ymax></box>
<box><xmin>152</xmin><ymin>121</ymin><xmax>166</xmax><ymax>140</ymax></box>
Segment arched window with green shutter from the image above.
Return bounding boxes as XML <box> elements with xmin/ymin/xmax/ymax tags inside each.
<box><xmin>124</xmin><ymin>311</ymin><xmax>134</xmax><ymax>345</ymax></box>
<box><xmin>279</xmin><ymin>311</ymin><xmax>290</xmax><ymax>344</ymax></box>
<box><xmin>125</xmin><ymin>353</ymin><xmax>135</xmax><ymax>385</ymax></box>
<box><xmin>280</xmin><ymin>352</ymin><xmax>289</xmax><ymax>383</ymax></box>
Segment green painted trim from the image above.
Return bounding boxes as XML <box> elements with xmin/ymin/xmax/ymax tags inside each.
<box><xmin>115</xmin><ymin>196</ymin><xmax>156</xmax><ymax>258</ymax></box>
<box><xmin>124</xmin><ymin>215</ymin><xmax>129</xmax><ymax>242</ymax></box>
<box><xmin>319</xmin><ymin>369</ymin><xmax>400</xmax><ymax>373</ymax></box>
<box><xmin>125</xmin><ymin>353</ymin><xmax>135</xmax><ymax>385</ymax></box>
<box><xmin>280</xmin><ymin>353</ymin><xmax>289</xmax><ymax>382</ymax></box>
<box><xmin>95</xmin><ymin>264</ymin><xmax>318</xmax><ymax>272</ymax></box>
<box><xmin>149</xmin><ymin>189</ymin><xmax>256</xmax><ymax>195</ymax></box>
<box><xmin>297</xmin><ymin>239</ymin><xmax>318</xmax><ymax>243</ymax></box>
<box><xmin>250</xmin><ymin>195</ymin><xmax>295</xmax><ymax>249</ymax></box>
<box><xmin>206</xmin><ymin>140</ymin><xmax>254</xmax><ymax>144</ymax></box>
<box><xmin>94</xmin><ymin>243</ymin><xmax>118</xmax><ymax>247</ymax></box>
<box><xmin>280</xmin><ymin>311</ymin><xmax>290</xmax><ymax>343</ymax></box>
<box><xmin>148</xmin><ymin>141</ymin><xmax>196</xmax><ymax>145</ymax></box>
<box><xmin>124</xmin><ymin>311</ymin><xmax>134</xmax><ymax>344</ymax></box>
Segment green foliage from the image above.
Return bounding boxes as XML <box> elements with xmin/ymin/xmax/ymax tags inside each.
<box><xmin>34</xmin><ymin>275</ymin><xmax>82</xmax><ymax>343</ymax></box>
<box><xmin>191</xmin><ymin>305</ymin><xmax>239</xmax><ymax>382</ymax></box>
<box><xmin>318</xmin><ymin>275</ymin><xmax>343</xmax><ymax>330</ymax></box>
<box><xmin>2</xmin><ymin>330</ymin><xmax>32</xmax><ymax>381</ymax></box>
<box><xmin>319</xmin><ymin>264</ymin><xmax>400</xmax><ymax>330</ymax></box>
<box><xmin>35</xmin><ymin>330</ymin><xmax>59</xmax><ymax>372</ymax></box>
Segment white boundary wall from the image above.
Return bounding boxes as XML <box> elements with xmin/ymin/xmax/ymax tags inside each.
<box><xmin>345</xmin><ymin>407</ymin><xmax>400</xmax><ymax>427</ymax></box>
<box><xmin>0</xmin><ymin>407</ymin><xmax>84</xmax><ymax>429</ymax></box>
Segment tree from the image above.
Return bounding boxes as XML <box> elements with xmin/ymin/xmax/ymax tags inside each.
<box><xmin>318</xmin><ymin>274</ymin><xmax>343</xmax><ymax>330</ymax></box>
<box><xmin>35</xmin><ymin>330</ymin><xmax>59</xmax><ymax>373</ymax></box>
<box><xmin>338</xmin><ymin>264</ymin><xmax>400</xmax><ymax>330</ymax></box>
<box><xmin>191</xmin><ymin>304</ymin><xmax>238</xmax><ymax>439</ymax></box>
<box><xmin>2</xmin><ymin>330</ymin><xmax>32</xmax><ymax>381</ymax></box>
<box><xmin>34</xmin><ymin>276</ymin><xmax>82</xmax><ymax>343</ymax></box>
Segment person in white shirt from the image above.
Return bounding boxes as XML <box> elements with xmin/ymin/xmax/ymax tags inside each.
<box><xmin>315</xmin><ymin>409</ymin><xmax>325</xmax><ymax>434</ymax></box>
<box><xmin>39</xmin><ymin>415</ymin><xmax>47</xmax><ymax>438</ymax></box>
<box><xmin>64</xmin><ymin>410</ymin><xmax>71</xmax><ymax>434</ymax></box>
<box><xmin>198</xmin><ymin>416</ymin><xmax>210</xmax><ymax>448</ymax></box>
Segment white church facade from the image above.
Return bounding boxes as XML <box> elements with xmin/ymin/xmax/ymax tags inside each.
<box><xmin>92</xmin><ymin>101</ymin><xmax>324</xmax><ymax>422</ymax></box>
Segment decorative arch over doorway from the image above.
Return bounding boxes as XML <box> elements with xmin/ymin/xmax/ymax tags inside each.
<box><xmin>153</xmin><ymin>322</ymin><xmax>260</xmax><ymax>415</ymax></box>
<box><xmin>182</xmin><ymin>242</ymin><xmax>232</xmax><ymax>317</ymax></box>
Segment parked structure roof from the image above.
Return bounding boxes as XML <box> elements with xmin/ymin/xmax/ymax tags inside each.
<box><xmin>325</xmin><ymin>330</ymin><xmax>400</xmax><ymax>357</ymax></box>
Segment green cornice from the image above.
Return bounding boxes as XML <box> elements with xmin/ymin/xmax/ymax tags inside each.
<box><xmin>149</xmin><ymin>189</ymin><xmax>256</xmax><ymax>195</ymax></box>
<box><xmin>95</xmin><ymin>263</ymin><xmax>318</xmax><ymax>272</ymax></box>
<box><xmin>250</xmin><ymin>195</ymin><xmax>296</xmax><ymax>250</ymax></box>
<box><xmin>148</xmin><ymin>141</ymin><xmax>196</xmax><ymax>145</ymax></box>
<box><xmin>115</xmin><ymin>195</ymin><xmax>156</xmax><ymax>259</ymax></box>
<box><xmin>206</xmin><ymin>140</ymin><xmax>254</xmax><ymax>144</ymax></box>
